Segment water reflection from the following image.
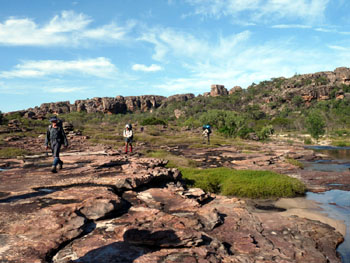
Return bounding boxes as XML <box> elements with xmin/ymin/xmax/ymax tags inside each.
<box><xmin>305</xmin><ymin>146</ymin><xmax>350</xmax><ymax>160</ymax></box>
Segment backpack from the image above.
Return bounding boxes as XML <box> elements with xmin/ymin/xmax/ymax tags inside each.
<box><xmin>203</xmin><ymin>124</ymin><xmax>211</xmax><ymax>134</ymax></box>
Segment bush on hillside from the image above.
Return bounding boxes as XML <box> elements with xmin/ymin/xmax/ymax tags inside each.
<box><xmin>306</xmin><ymin>111</ymin><xmax>325</xmax><ymax>140</ymax></box>
<box><xmin>199</xmin><ymin>110</ymin><xmax>245</xmax><ymax>137</ymax></box>
<box><xmin>140</xmin><ymin>117</ymin><xmax>167</xmax><ymax>126</ymax></box>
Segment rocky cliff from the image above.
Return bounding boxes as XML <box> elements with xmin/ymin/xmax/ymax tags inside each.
<box><xmin>6</xmin><ymin>67</ymin><xmax>350</xmax><ymax>119</ymax></box>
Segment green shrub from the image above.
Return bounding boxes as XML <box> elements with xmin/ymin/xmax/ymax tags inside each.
<box><xmin>331</xmin><ymin>140</ymin><xmax>350</xmax><ymax>147</ymax></box>
<box><xmin>199</xmin><ymin>110</ymin><xmax>244</xmax><ymax>137</ymax></box>
<box><xmin>292</xmin><ymin>96</ymin><xmax>304</xmax><ymax>107</ymax></box>
<box><xmin>306</xmin><ymin>111</ymin><xmax>325</xmax><ymax>140</ymax></box>
<box><xmin>304</xmin><ymin>138</ymin><xmax>312</xmax><ymax>145</ymax></box>
<box><xmin>237</xmin><ymin>126</ymin><xmax>254</xmax><ymax>139</ymax></box>
<box><xmin>180</xmin><ymin>167</ymin><xmax>306</xmax><ymax>198</ymax></box>
<box><xmin>183</xmin><ymin>117</ymin><xmax>201</xmax><ymax>129</ymax></box>
<box><xmin>140</xmin><ymin>117</ymin><xmax>167</xmax><ymax>126</ymax></box>
<box><xmin>271</xmin><ymin>117</ymin><xmax>293</xmax><ymax>131</ymax></box>
<box><xmin>315</xmin><ymin>76</ymin><xmax>329</xmax><ymax>85</ymax></box>
<box><xmin>257</xmin><ymin>125</ymin><xmax>274</xmax><ymax>140</ymax></box>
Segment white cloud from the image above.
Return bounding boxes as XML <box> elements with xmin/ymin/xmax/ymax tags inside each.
<box><xmin>140</xmin><ymin>28</ymin><xmax>250</xmax><ymax>61</ymax></box>
<box><xmin>44</xmin><ymin>10</ymin><xmax>91</xmax><ymax>33</ymax></box>
<box><xmin>132</xmin><ymin>64</ymin><xmax>163</xmax><ymax>72</ymax></box>
<box><xmin>328</xmin><ymin>45</ymin><xmax>348</xmax><ymax>51</ymax></box>
<box><xmin>186</xmin><ymin>0</ymin><xmax>330</xmax><ymax>24</ymax></box>
<box><xmin>272</xmin><ymin>24</ymin><xmax>312</xmax><ymax>29</ymax></box>
<box><xmin>0</xmin><ymin>10</ymin><xmax>131</xmax><ymax>46</ymax></box>
<box><xmin>0</xmin><ymin>57</ymin><xmax>118</xmax><ymax>79</ymax></box>
<box><xmin>140</xmin><ymin>26</ymin><xmax>345</xmax><ymax>94</ymax></box>
<box><xmin>45</xmin><ymin>87</ymin><xmax>86</xmax><ymax>93</ymax></box>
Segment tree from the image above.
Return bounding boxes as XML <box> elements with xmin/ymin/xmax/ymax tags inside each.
<box><xmin>306</xmin><ymin>112</ymin><xmax>325</xmax><ymax>140</ymax></box>
<box><xmin>0</xmin><ymin>111</ymin><xmax>3</xmax><ymax>125</ymax></box>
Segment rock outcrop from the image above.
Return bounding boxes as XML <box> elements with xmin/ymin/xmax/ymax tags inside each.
<box><xmin>210</xmin><ymin>84</ymin><xmax>228</xmax><ymax>97</ymax></box>
<box><xmin>11</xmin><ymin>95</ymin><xmax>167</xmax><ymax>119</ymax></box>
<box><xmin>0</xmin><ymin>149</ymin><xmax>344</xmax><ymax>263</ymax></box>
<box><xmin>5</xmin><ymin>67</ymin><xmax>350</xmax><ymax>119</ymax></box>
<box><xmin>229</xmin><ymin>86</ymin><xmax>242</xmax><ymax>94</ymax></box>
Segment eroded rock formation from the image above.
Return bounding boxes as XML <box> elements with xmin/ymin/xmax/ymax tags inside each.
<box><xmin>5</xmin><ymin>67</ymin><xmax>350</xmax><ymax>119</ymax></box>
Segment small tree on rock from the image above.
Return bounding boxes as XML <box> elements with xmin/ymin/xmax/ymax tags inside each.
<box><xmin>306</xmin><ymin>112</ymin><xmax>325</xmax><ymax>140</ymax></box>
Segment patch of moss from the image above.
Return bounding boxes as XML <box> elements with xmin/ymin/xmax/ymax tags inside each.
<box><xmin>180</xmin><ymin>167</ymin><xmax>306</xmax><ymax>199</ymax></box>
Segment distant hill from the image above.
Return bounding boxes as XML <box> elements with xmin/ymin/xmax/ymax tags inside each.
<box><xmin>4</xmin><ymin>67</ymin><xmax>350</xmax><ymax>139</ymax></box>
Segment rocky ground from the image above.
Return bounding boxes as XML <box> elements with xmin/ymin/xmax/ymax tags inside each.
<box><xmin>0</xmin><ymin>134</ymin><xmax>347</xmax><ymax>263</ymax></box>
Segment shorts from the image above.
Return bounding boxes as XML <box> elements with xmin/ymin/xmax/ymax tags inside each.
<box><xmin>125</xmin><ymin>137</ymin><xmax>133</xmax><ymax>143</ymax></box>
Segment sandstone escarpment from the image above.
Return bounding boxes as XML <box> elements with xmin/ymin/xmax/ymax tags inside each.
<box><xmin>5</xmin><ymin>67</ymin><xmax>350</xmax><ymax>119</ymax></box>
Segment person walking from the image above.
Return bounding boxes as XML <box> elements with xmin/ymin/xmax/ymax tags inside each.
<box><xmin>123</xmin><ymin>124</ymin><xmax>133</xmax><ymax>154</ymax></box>
<box><xmin>202</xmin><ymin>124</ymin><xmax>211</xmax><ymax>145</ymax></box>
<box><xmin>45</xmin><ymin>116</ymin><xmax>68</xmax><ymax>173</ymax></box>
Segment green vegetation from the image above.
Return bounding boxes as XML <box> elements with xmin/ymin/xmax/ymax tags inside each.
<box><xmin>140</xmin><ymin>117</ymin><xmax>167</xmax><ymax>126</ymax></box>
<box><xmin>180</xmin><ymin>167</ymin><xmax>306</xmax><ymax>198</ymax></box>
<box><xmin>285</xmin><ymin>158</ymin><xmax>304</xmax><ymax>169</ymax></box>
<box><xmin>331</xmin><ymin>140</ymin><xmax>350</xmax><ymax>147</ymax></box>
<box><xmin>0</xmin><ymin>147</ymin><xmax>30</xmax><ymax>158</ymax></box>
<box><xmin>306</xmin><ymin>112</ymin><xmax>325</xmax><ymax>140</ymax></box>
<box><xmin>304</xmin><ymin>138</ymin><xmax>312</xmax><ymax>145</ymax></box>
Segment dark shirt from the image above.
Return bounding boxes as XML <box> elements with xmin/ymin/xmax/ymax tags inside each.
<box><xmin>45</xmin><ymin>125</ymin><xmax>68</xmax><ymax>146</ymax></box>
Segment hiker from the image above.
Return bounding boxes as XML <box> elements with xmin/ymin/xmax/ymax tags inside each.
<box><xmin>202</xmin><ymin>124</ymin><xmax>211</xmax><ymax>145</ymax></box>
<box><xmin>45</xmin><ymin>116</ymin><xmax>68</xmax><ymax>173</ymax></box>
<box><xmin>123</xmin><ymin>124</ymin><xmax>133</xmax><ymax>153</ymax></box>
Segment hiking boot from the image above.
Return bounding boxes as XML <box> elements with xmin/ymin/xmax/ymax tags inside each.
<box><xmin>51</xmin><ymin>165</ymin><xmax>57</xmax><ymax>173</ymax></box>
<box><xmin>58</xmin><ymin>160</ymin><xmax>63</xmax><ymax>170</ymax></box>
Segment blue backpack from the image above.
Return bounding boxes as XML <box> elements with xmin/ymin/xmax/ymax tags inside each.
<box><xmin>203</xmin><ymin>125</ymin><xmax>211</xmax><ymax>134</ymax></box>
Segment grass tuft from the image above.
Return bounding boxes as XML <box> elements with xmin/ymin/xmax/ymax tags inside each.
<box><xmin>0</xmin><ymin>147</ymin><xmax>30</xmax><ymax>158</ymax></box>
<box><xmin>284</xmin><ymin>158</ymin><xmax>304</xmax><ymax>169</ymax></box>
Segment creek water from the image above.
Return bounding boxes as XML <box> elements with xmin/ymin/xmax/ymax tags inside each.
<box><xmin>305</xmin><ymin>146</ymin><xmax>350</xmax><ymax>262</ymax></box>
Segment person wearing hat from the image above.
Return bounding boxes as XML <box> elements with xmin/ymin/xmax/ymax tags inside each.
<box><xmin>45</xmin><ymin>116</ymin><xmax>68</xmax><ymax>173</ymax></box>
<box><xmin>123</xmin><ymin>124</ymin><xmax>133</xmax><ymax>154</ymax></box>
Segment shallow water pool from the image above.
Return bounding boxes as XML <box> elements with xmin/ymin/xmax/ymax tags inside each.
<box><xmin>306</xmin><ymin>190</ymin><xmax>350</xmax><ymax>263</ymax></box>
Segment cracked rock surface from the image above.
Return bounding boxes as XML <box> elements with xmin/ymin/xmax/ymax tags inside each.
<box><xmin>0</xmin><ymin>151</ymin><xmax>344</xmax><ymax>263</ymax></box>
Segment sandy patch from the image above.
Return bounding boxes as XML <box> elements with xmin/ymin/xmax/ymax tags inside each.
<box><xmin>275</xmin><ymin>197</ymin><xmax>346</xmax><ymax>236</ymax></box>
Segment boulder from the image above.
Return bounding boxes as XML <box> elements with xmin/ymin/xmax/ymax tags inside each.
<box><xmin>174</xmin><ymin>109</ymin><xmax>185</xmax><ymax>119</ymax></box>
<box><xmin>210</xmin><ymin>84</ymin><xmax>228</xmax><ymax>97</ymax></box>
<box><xmin>229</xmin><ymin>86</ymin><xmax>242</xmax><ymax>94</ymax></box>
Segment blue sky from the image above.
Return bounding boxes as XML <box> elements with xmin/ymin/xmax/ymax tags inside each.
<box><xmin>0</xmin><ymin>0</ymin><xmax>349</xmax><ymax>112</ymax></box>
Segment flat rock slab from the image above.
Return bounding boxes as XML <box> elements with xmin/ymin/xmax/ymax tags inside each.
<box><xmin>0</xmin><ymin>151</ymin><xmax>345</xmax><ymax>263</ymax></box>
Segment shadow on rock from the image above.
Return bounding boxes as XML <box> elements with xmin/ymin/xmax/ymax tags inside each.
<box><xmin>123</xmin><ymin>229</ymin><xmax>181</xmax><ymax>247</ymax></box>
<box><xmin>72</xmin><ymin>241</ymin><xmax>146</xmax><ymax>263</ymax></box>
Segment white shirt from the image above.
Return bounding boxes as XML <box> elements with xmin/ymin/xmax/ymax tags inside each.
<box><xmin>123</xmin><ymin>129</ymin><xmax>133</xmax><ymax>138</ymax></box>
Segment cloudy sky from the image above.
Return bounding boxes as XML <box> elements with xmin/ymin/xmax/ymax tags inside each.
<box><xmin>0</xmin><ymin>0</ymin><xmax>349</xmax><ymax>112</ymax></box>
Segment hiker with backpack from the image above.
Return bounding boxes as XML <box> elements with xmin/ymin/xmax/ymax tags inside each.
<box><xmin>45</xmin><ymin>116</ymin><xmax>68</xmax><ymax>173</ymax></box>
<box><xmin>123</xmin><ymin>124</ymin><xmax>133</xmax><ymax>154</ymax></box>
<box><xmin>202</xmin><ymin>124</ymin><xmax>212</xmax><ymax>145</ymax></box>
